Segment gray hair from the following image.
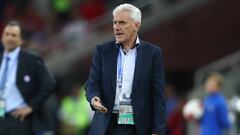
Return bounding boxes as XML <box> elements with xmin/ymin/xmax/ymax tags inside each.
<box><xmin>112</xmin><ymin>3</ymin><xmax>142</xmax><ymax>23</ymax></box>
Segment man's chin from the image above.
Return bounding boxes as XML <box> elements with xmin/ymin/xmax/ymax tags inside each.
<box><xmin>115</xmin><ymin>39</ymin><xmax>124</xmax><ymax>43</ymax></box>
<box><xmin>5</xmin><ymin>46</ymin><xmax>17</xmax><ymax>52</ymax></box>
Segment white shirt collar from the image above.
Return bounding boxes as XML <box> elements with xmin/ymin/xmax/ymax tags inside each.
<box><xmin>116</xmin><ymin>36</ymin><xmax>140</xmax><ymax>48</ymax></box>
<box><xmin>3</xmin><ymin>47</ymin><xmax>21</xmax><ymax>60</ymax></box>
<box><xmin>135</xmin><ymin>36</ymin><xmax>140</xmax><ymax>45</ymax></box>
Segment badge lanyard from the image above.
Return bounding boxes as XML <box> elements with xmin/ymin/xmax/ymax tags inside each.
<box><xmin>117</xmin><ymin>49</ymin><xmax>124</xmax><ymax>101</ymax></box>
<box><xmin>117</xmin><ymin>48</ymin><xmax>137</xmax><ymax>125</ymax></box>
<box><xmin>117</xmin><ymin>48</ymin><xmax>137</xmax><ymax>102</ymax></box>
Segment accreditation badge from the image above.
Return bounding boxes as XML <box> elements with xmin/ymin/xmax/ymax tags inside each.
<box><xmin>0</xmin><ymin>98</ymin><xmax>6</xmax><ymax>118</ymax></box>
<box><xmin>118</xmin><ymin>101</ymin><xmax>135</xmax><ymax>125</ymax></box>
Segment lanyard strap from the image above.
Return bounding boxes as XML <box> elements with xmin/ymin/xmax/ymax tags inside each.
<box><xmin>117</xmin><ymin>49</ymin><xmax>123</xmax><ymax>91</ymax></box>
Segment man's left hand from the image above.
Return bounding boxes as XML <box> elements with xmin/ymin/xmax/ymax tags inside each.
<box><xmin>11</xmin><ymin>106</ymin><xmax>33</xmax><ymax>121</ymax></box>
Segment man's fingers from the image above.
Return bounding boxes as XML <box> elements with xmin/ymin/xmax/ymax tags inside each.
<box><xmin>94</xmin><ymin>104</ymin><xmax>104</xmax><ymax>110</ymax></box>
<box><xmin>11</xmin><ymin>110</ymin><xmax>21</xmax><ymax>119</ymax></box>
<box><xmin>20</xmin><ymin>114</ymin><xmax>26</xmax><ymax>122</ymax></box>
<box><xmin>95</xmin><ymin>105</ymin><xmax>107</xmax><ymax>111</ymax></box>
<box><xmin>92</xmin><ymin>97</ymin><xmax>108</xmax><ymax>113</ymax></box>
<box><xmin>94</xmin><ymin>103</ymin><xmax>108</xmax><ymax>113</ymax></box>
<box><xmin>93</xmin><ymin>101</ymin><xmax>104</xmax><ymax>108</ymax></box>
<box><xmin>10</xmin><ymin>108</ymin><xmax>30</xmax><ymax>121</ymax></box>
<box><xmin>99</xmin><ymin>107</ymin><xmax>108</xmax><ymax>113</ymax></box>
<box><xmin>97</xmin><ymin>107</ymin><xmax>108</xmax><ymax>113</ymax></box>
<box><xmin>94</xmin><ymin>101</ymin><xmax>103</xmax><ymax>107</ymax></box>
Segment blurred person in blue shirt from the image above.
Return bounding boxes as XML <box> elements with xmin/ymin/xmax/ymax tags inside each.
<box><xmin>200</xmin><ymin>72</ymin><xmax>231</xmax><ymax>135</ymax></box>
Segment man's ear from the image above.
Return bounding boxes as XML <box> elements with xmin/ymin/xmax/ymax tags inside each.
<box><xmin>134</xmin><ymin>22</ymin><xmax>141</xmax><ymax>32</ymax></box>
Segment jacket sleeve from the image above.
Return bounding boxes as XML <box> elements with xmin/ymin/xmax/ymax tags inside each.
<box><xmin>85</xmin><ymin>45</ymin><xmax>102</xmax><ymax>110</ymax></box>
<box><xmin>217</xmin><ymin>99</ymin><xmax>231</xmax><ymax>129</ymax></box>
<box><xmin>29</xmin><ymin>57</ymin><xmax>56</xmax><ymax>111</ymax></box>
<box><xmin>151</xmin><ymin>48</ymin><xmax>166</xmax><ymax>135</ymax></box>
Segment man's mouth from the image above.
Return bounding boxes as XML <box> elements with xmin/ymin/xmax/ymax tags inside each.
<box><xmin>115</xmin><ymin>33</ymin><xmax>123</xmax><ymax>36</ymax></box>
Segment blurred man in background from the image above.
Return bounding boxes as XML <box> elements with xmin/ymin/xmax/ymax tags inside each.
<box><xmin>0</xmin><ymin>21</ymin><xmax>55</xmax><ymax>135</ymax></box>
<box><xmin>200</xmin><ymin>72</ymin><xmax>231</xmax><ymax>135</ymax></box>
<box><xmin>86</xmin><ymin>3</ymin><xmax>166</xmax><ymax>135</ymax></box>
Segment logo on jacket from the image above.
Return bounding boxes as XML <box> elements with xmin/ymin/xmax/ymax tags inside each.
<box><xmin>24</xmin><ymin>75</ymin><xmax>31</xmax><ymax>83</ymax></box>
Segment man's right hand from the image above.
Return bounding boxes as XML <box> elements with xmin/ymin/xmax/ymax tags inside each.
<box><xmin>91</xmin><ymin>96</ymin><xmax>108</xmax><ymax>113</ymax></box>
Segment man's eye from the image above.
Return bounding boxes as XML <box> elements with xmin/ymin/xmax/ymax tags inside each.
<box><xmin>119</xmin><ymin>21</ymin><xmax>125</xmax><ymax>24</ymax></box>
<box><xmin>11</xmin><ymin>34</ymin><xmax>17</xmax><ymax>37</ymax></box>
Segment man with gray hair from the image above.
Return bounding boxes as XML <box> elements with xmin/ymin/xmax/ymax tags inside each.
<box><xmin>86</xmin><ymin>3</ymin><xmax>166</xmax><ymax>135</ymax></box>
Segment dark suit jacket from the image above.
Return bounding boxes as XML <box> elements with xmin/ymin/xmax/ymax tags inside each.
<box><xmin>0</xmin><ymin>49</ymin><xmax>56</xmax><ymax>132</ymax></box>
<box><xmin>86</xmin><ymin>40</ymin><xmax>166</xmax><ymax>135</ymax></box>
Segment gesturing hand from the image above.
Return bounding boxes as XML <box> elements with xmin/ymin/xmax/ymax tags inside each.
<box><xmin>11</xmin><ymin>106</ymin><xmax>33</xmax><ymax>122</ymax></box>
<box><xmin>92</xmin><ymin>96</ymin><xmax>108</xmax><ymax>113</ymax></box>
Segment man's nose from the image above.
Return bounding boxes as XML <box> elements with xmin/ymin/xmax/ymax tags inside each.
<box><xmin>114</xmin><ymin>23</ymin><xmax>120</xmax><ymax>30</ymax></box>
